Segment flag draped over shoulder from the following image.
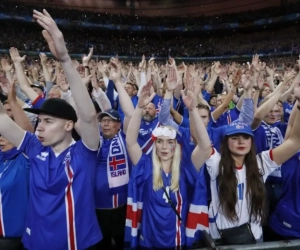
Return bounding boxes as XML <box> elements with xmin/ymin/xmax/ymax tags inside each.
<box><xmin>124</xmin><ymin>161</ymin><xmax>209</xmax><ymax>249</ymax></box>
<box><xmin>186</xmin><ymin>166</ymin><xmax>209</xmax><ymax>247</ymax></box>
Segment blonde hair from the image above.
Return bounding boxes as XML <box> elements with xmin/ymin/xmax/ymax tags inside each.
<box><xmin>152</xmin><ymin>140</ymin><xmax>181</xmax><ymax>192</ymax></box>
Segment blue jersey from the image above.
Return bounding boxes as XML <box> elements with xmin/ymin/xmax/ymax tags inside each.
<box><xmin>18</xmin><ymin>132</ymin><xmax>102</xmax><ymax>250</ymax></box>
<box><xmin>95</xmin><ymin>131</ymin><xmax>132</xmax><ymax>208</ymax></box>
<box><xmin>211</xmin><ymin>107</ymin><xmax>240</xmax><ymax>127</ymax></box>
<box><xmin>270</xmin><ymin>152</ymin><xmax>300</xmax><ymax>237</ymax></box>
<box><xmin>138</xmin><ymin>116</ymin><xmax>159</xmax><ymax>155</ymax></box>
<box><xmin>132</xmin><ymin>154</ymin><xmax>198</xmax><ymax>248</ymax></box>
<box><xmin>151</xmin><ymin>94</ymin><xmax>163</xmax><ymax>113</ymax></box>
<box><xmin>0</xmin><ymin>153</ymin><xmax>29</xmax><ymax>237</ymax></box>
<box><xmin>283</xmin><ymin>102</ymin><xmax>294</xmax><ymax>123</ymax></box>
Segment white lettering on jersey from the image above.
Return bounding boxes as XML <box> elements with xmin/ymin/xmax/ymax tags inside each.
<box><xmin>26</xmin><ymin>227</ymin><xmax>31</xmax><ymax>235</ymax></box>
<box><xmin>36</xmin><ymin>152</ymin><xmax>49</xmax><ymax>161</ymax></box>
<box><xmin>163</xmin><ymin>186</ymin><xmax>170</xmax><ymax>203</ymax></box>
<box><xmin>283</xmin><ymin>221</ymin><xmax>292</xmax><ymax>228</ymax></box>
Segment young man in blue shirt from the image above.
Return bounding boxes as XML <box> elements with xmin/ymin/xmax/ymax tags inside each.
<box><xmin>0</xmin><ymin>10</ymin><xmax>102</xmax><ymax>250</ymax></box>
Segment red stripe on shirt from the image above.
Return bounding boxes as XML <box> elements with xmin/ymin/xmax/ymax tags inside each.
<box><xmin>0</xmin><ymin>193</ymin><xmax>4</xmax><ymax>237</ymax></box>
<box><xmin>66</xmin><ymin>161</ymin><xmax>76</xmax><ymax>250</ymax></box>
<box><xmin>269</xmin><ymin>150</ymin><xmax>274</xmax><ymax>161</ymax></box>
<box><xmin>176</xmin><ymin>191</ymin><xmax>182</xmax><ymax>248</ymax></box>
<box><xmin>32</xmin><ymin>95</ymin><xmax>43</xmax><ymax>105</ymax></box>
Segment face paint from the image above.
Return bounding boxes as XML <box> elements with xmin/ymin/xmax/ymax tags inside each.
<box><xmin>170</xmin><ymin>144</ymin><xmax>176</xmax><ymax>153</ymax></box>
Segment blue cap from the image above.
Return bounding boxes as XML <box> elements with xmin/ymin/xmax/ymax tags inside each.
<box><xmin>224</xmin><ymin>121</ymin><xmax>254</xmax><ymax>137</ymax></box>
<box><xmin>98</xmin><ymin>109</ymin><xmax>121</xmax><ymax>122</ymax></box>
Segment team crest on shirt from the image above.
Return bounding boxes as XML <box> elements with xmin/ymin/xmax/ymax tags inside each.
<box><xmin>36</xmin><ymin>152</ymin><xmax>49</xmax><ymax>161</ymax></box>
<box><xmin>63</xmin><ymin>151</ymin><xmax>71</xmax><ymax>165</ymax></box>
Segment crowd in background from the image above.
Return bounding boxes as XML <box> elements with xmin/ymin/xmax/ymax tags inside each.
<box><xmin>1</xmin><ymin>0</ymin><xmax>300</xmax><ymax>26</ymax></box>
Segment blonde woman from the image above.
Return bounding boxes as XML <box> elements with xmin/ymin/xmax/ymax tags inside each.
<box><xmin>124</xmin><ymin>81</ymin><xmax>211</xmax><ymax>249</ymax></box>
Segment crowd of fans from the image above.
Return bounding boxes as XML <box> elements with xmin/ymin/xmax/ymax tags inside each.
<box><xmin>2</xmin><ymin>0</ymin><xmax>300</xmax><ymax>26</ymax></box>
<box><xmin>1</xmin><ymin>5</ymin><xmax>300</xmax><ymax>250</ymax></box>
<box><xmin>0</xmin><ymin>21</ymin><xmax>300</xmax><ymax>57</ymax></box>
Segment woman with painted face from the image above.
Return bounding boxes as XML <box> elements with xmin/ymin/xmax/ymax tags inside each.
<box><xmin>200</xmin><ymin>82</ymin><xmax>300</xmax><ymax>245</ymax></box>
<box><xmin>124</xmin><ymin>81</ymin><xmax>211</xmax><ymax>249</ymax></box>
<box><xmin>0</xmin><ymin>85</ymin><xmax>33</xmax><ymax>249</ymax></box>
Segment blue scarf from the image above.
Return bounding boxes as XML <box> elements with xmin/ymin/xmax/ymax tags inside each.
<box><xmin>0</xmin><ymin>147</ymin><xmax>20</xmax><ymax>161</ymax></box>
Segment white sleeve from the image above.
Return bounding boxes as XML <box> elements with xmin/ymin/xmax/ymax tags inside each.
<box><xmin>205</xmin><ymin>148</ymin><xmax>221</xmax><ymax>180</ymax></box>
<box><xmin>257</xmin><ymin>150</ymin><xmax>281</xmax><ymax>182</ymax></box>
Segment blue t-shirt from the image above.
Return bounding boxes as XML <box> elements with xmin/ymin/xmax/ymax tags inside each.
<box><xmin>270</xmin><ymin>151</ymin><xmax>300</xmax><ymax>237</ymax></box>
<box><xmin>283</xmin><ymin>102</ymin><xmax>294</xmax><ymax>123</ymax></box>
<box><xmin>18</xmin><ymin>132</ymin><xmax>102</xmax><ymax>250</ymax></box>
<box><xmin>132</xmin><ymin>154</ymin><xmax>198</xmax><ymax>248</ymax></box>
<box><xmin>151</xmin><ymin>94</ymin><xmax>163</xmax><ymax>113</ymax></box>
<box><xmin>138</xmin><ymin>116</ymin><xmax>159</xmax><ymax>155</ymax></box>
<box><xmin>95</xmin><ymin>131</ymin><xmax>132</xmax><ymax>208</ymax></box>
<box><xmin>0</xmin><ymin>153</ymin><xmax>29</xmax><ymax>237</ymax></box>
<box><xmin>211</xmin><ymin>107</ymin><xmax>240</xmax><ymax>128</ymax></box>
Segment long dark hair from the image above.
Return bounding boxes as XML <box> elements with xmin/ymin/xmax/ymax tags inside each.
<box><xmin>217</xmin><ymin>136</ymin><xmax>267</xmax><ymax>223</ymax></box>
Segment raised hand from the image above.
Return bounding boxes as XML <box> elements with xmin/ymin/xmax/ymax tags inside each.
<box><xmin>232</xmin><ymin>69</ymin><xmax>242</xmax><ymax>87</ymax></box>
<box><xmin>33</xmin><ymin>9</ymin><xmax>69</xmax><ymax>62</ymax></box>
<box><xmin>9</xmin><ymin>47</ymin><xmax>26</xmax><ymax>63</ymax></box>
<box><xmin>181</xmin><ymin>80</ymin><xmax>196</xmax><ymax>111</ymax></box>
<box><xmin>241</xmin><ymin>73</ymin><xmax>253</xmax><ymax>90</ymax></box>
<box><xmin>39</xmin><ymin>53</ymin><xmax>47</xmax><ymax>65</ymax></box>
<box><xmin>108</xmin><ymin>58</ymin><xmax>122</xmax><ymax>83</ymax></box>
<box><xmin>283</xmin><ymin>70</ymin><xmax>297</xmax><ymax>85</ymax></box>
<box><xmin>137</xmin><ymin>80</ymin><xmax>156</xmax><ymax>108</ymax></box>
<box><xmin>82</xmin><ymin>47</ymin><xmax>93</xmax><ymax>67</ymax></box>
<box><xmin>1</xmin><ymin>58</ymin><xmax>13</xmax><ymax>72</ymax></box>
<box><xmin>166</xmin><ymin>67</ymin><xmax>179</xmax><ymax>91</ymax></box>
<box><xmin>57</xmin><ymin>72</ymin><xmax>69</xmax><ymax>92</ymax></box>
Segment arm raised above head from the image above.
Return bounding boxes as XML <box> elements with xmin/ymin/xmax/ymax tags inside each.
<box><xmin>0</xmin><ymin>101</ymin><xmax>26</xmax><ymax>148</ymax></box>
<box><xmin>33</xmin><ymin>9</ymin><xmax>99</xmax><ymax>150</ymax></box>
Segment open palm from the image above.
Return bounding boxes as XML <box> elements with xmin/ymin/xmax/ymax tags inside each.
<box><xmin>137</xmin><ymin>81</ymin><xmax>155</xmax><ymax>108</ymax></box>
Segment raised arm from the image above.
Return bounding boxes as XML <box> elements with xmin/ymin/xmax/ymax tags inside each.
<box><xmin>7</xmin><ymin>83</ymin><xmax>34</xmax><ymax>133</ymax></box>
<box><xmin>158</xmin><ymin>67</ymin><xmax>180</xmax><ymax>129</ymax></box>
<box><xmin>251</xmin><ymin>71</ymin><xmax>296</xmax><ymax>130</ymax></box>
<box><xmin>126</xmin><ymin>81</ymin><xmax>155</xmax><ymax>165</ymax></box>
<box><xmin>272</xmin><ymin>83</ymin><xmax>300</xmax><ymax>165</ymax></box>
<box><xmin>0</xmin><ymin>100</ymin><xmax>25</xmax><ymax>147</ymax></box>
<box><xmin>211</xmin><ymin>69</ymin><xmax>241</xmax><ymax>122</ymax></box>
<box><xmin>109</xmin><ymin>58</ymin><xmax>134</xmax><ymax>134</ymax></box>
<box><xmin>9</xmin><ymin>48</ymin><xmax>39</xmax><ymax>103</ymax></box>
<box><xmin>182</xmin><ymin>82</ymin><xmax>211</xmax><ymax>171</ymax></box>
<box><xmin>33</xmin><ymin>9</ymin><xmax>99</xmax><ymax>149</ymax></box>
<box><xmin>39</xmin><ymin>53</ymin><xmax>53</xmax><ymax>97</ymax></box>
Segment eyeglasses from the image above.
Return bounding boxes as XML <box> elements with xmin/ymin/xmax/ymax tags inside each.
<box><xmin>99</xmin><ymin>119</ymin><xmax>114</xmax><ymax>124</ymax></box>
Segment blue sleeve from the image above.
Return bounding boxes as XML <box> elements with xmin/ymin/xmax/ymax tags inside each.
<box><xmin>158</xmin><ymin>99</ymin><xmax>179</xmax><ymax>130</ymax></box>
<box><xmin>276</xmin><ymin>123</ymin><xmax>287</xmax><ymax>139</ymax></box>
<box><xmin>233</xmin><ymin>98</ymin><xmax>254</xmax><ymax>126</ymax></box>
<box><xmin>203</xmin><ymin>90</ymin><xmax>211</xmax><ymax>102</ymax></box>
<box><xmin>73</xmin><ymin>139</ymin><xmax>99</xmax><ymax>158</ymax></box>
<box><xmin>17</xmin><ymin>132</ymin><xmax>42</xmax><ymax>158</ymax></box>
<box><xmin>210</xmin><ymin>126</ymin><xmax>226</xmax><ymax>152</ymax></box>
<box><xmin>132</xmin><ymin>95</ymin><xmax>138</xmax><ymax>108</ymax></box>
<box><xmin>131</xmin><ymin>154</ymin><xmax>152</xmax><ymax>186</ymax></box>
<box><xmin>32</xmin><ymin>96</ymin><xmax>45</xmax><ymax>109</ymax></box>
<box><xmin>106</xmin><ymin>80</ymin><xmax>115</xmax><ymax>108</ymax></box>
<box><xmin>180</xmin><ymin>117</ymin><xmax>190</xmax><ymax>128</ymax></box>
<box><xmin>253</xmin><ymin>125</ymin><xmax>267</xmax><ymax>154</ymax></box>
